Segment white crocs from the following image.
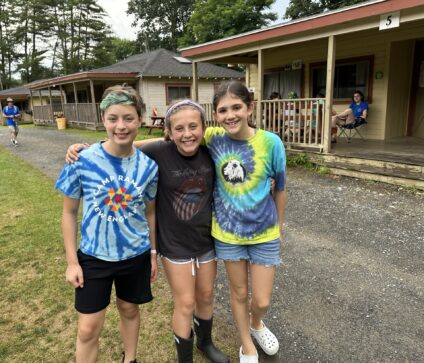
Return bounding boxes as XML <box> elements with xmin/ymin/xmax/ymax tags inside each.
<box><xmin>250</xmin><ymin>321</ymin><xmax>279</xmax><ymax>355</ymax></box>
<box><xmin>239</xmin><ymin>346</ymin><xmax>258</xmax><ymax>363</ymax></box>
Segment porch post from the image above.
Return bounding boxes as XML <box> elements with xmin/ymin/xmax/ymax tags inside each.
<box><xmin>29</xmin><ymin>88</ymin><xmax>35</xmax><ymax>125</ymax></box>
<box><xmin>59</xmin><ymin>85</ymin><xmax>67</xmax><ymax>104</ymax></box>
<box><xmin>38</xmin><ymin>90</ymin><xmax>43</xmax><ymax>106</ymax></box>
<box><xmin>29</xmin><ymin>89</ymin><xmax>34</xmax><ymax>119</ymax></box>
<box><xmin>324</xmin><ymin>35</ymin><xmax>336</xmax><ymax>153</ymax></box>
<box><xmin>73</xmin><ymin>82</ymin><xmax>80</xmax><ymax>122</ymax></box>
<box><xmin>192</xmin><ymin>61</ymin><xmax>198</xmax><ymax>101</ymax></box>
<box><xmin>48</xmin><ymin>86</ymin><xmax>53</xmax><ymax>121</ymax></box>
<box><xmin>89</xmin><ymin>80</ymin><xmax>98</xmax><ymax>126</ymax></box>
<box><xmin>245</xmin><ymin>65</ymin><xmax>250</xmax><ymax>88</ymax></box>
<box><xmin>256</xmin><ymin>49</ymin><xmax>264</xmax><ymax>128</ymax></box>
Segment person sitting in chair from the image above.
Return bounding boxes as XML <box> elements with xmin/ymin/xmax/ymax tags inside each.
<box><xmin>331</xmin><ymin>90</ymin><xmax>368</xmax><ymax>143</ymax></box>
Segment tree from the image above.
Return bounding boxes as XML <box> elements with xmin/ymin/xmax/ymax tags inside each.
<box><xmin>14</xmin><ymin>0</ymin><xmax>53</xmax><ymax>83</ymax></box>
<box><xmin>0</xmin><ymin>0</ymin><xmax>19</xmax><ymax>89</ymax></box>
<box><xmin>50</xmin><ymin>0</ymin><xmax>112</xmax><ymax>74</ymax></box>
<box><xmin>285</xmin><ymin>0</ymin><xmax>369</xmax><ymax>20</ymax></box>
<box><xmin>127</xmin><ymin>0</ymin><xmax>194</xmax><ymax>52</ymax></box>
<box><xmin>179</xmin><ymin>0</ymin><xmax>277</xmax><ymax>48</ymax></box>
<box><xmin>109</xmin><ymin>38</ymin><xmax>138</xmax><ymax>62</ymax></box>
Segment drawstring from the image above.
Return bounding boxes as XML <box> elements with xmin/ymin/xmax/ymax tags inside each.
<box><xmin>191</xmin><ymin>257</ymin><xmax>200</xmax><ymax>276</ymax></box>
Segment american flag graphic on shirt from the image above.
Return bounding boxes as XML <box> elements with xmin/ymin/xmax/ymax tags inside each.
<box><xmin>172</xmin><ymin>176</ymin><xmax>208</xmax><ymax>221</ymax></box>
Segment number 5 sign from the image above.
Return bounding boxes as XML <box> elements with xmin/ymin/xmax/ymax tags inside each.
<box><xmin>379</xmin><ymin>12</ymin><xmax>400</xmax><ymax>30</ymax></box>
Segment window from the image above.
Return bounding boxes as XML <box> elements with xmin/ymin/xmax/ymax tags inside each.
<box><xmin>263</xmin><ymin>68</ymin><xmax>302</xmax><ymax>99</ymax></box>
<box><xmin>166</xmin><ymin>84</ymin><xmax>191</xmax><ymax>104</ymax></box>
<box><xmin>310</xmin><ymin>56</ymin><xmax>373</xmax><ymax>102</ymax></box>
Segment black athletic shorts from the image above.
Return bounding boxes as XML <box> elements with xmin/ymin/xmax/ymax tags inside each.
<box><xmin>75</xmin><ymin>249</ymin><xmax>153</xmax><ymax>314</ymax></box>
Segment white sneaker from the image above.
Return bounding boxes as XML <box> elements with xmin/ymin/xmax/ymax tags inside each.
<box><xmin>239</xmin><ymin>346</ymin><xmax>258</xmax><ymax>363</ymax></box>
<box><xmin>14</xmin><ymin>140</ymin><xmax>18</xmax><ymax>146</ymax></box>
<box><xmin>250</xmin><ymin>321</ymin><xmax>279</xmax><ymax>355</ymax></box>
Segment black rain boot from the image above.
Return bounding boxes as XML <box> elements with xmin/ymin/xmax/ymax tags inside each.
<box><xmin>121</xmin><ymin>351</ymin><xmax>138</xmax><ymax>363</ymax></box>
<box><xmin>174</xmin><ymin>330</ymin><xmax>194</xmax><ymax>363</ymax></box>
<box><xmin>193</xmin><ymin>316</ymin><xmax>230</xmax><ymax>363</ymax></box>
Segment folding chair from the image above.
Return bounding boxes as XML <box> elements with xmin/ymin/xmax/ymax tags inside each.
<box><xmin>338</xmin><ymin>117</ymin><xmax>367</xmax><ymax>143</ymax></box>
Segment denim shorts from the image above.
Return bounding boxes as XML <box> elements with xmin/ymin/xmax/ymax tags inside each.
<box><xmin>214</xmin><ymin>238</ymin><xmax>281</xmax><ymax>267</ymax></box>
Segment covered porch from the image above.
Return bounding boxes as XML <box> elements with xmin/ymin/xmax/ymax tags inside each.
<box><xmin>183</xmin><ymin>0</ymin><xmax>424</xmax><ymax>172</ymax></box>
<box><xmin>28</xmin><ymin>73</ymin><xmax>137</xmax><ymax>130</ymax></box>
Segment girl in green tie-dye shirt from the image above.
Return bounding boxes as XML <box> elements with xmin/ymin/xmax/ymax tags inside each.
<box><xmin>207</xmin><ymin>81</ymin><xmax>286</xmax><ymax>363</ymax></box>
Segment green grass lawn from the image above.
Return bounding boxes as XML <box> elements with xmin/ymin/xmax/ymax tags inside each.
<box><xmin>0</xmin><ymin>146</ymin><xmax>237</xmax><ymax>362</ymax></box>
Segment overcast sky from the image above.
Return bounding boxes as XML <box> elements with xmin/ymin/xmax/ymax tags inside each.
<box><xmin>97</xmin><ymin>0</ymin><xmax>291</xmax><ymax>41</ymax></box>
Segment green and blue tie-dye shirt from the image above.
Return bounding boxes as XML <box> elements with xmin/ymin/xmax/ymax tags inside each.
<box><xmin>204</xmin><ymin>127</ymin><xmax>286</xmax><ymax>244</ymax></box>
<box><xmin>55</xmin><ymin>142</ymin><xmax>158</xmax><ymax>261</ymax></box>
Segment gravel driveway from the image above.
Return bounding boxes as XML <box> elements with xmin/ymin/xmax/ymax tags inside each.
<box><xmin>2</xmin><ymin>126</ymin><xmax>423</xmax><ymax>362</ymax></box>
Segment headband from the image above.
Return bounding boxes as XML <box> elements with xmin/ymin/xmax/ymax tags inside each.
<box><xmin>99</xmin><ymin>92</ymin><xmax>134</xmax><ymax>113</ymax></box>
<box><xmin>165</xmin><ymin>99</ymin><xmax>206</xmax><ymax>127</ymax></box>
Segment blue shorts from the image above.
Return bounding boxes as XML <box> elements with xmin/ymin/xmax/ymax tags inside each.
<box><xmin>214</xmin><ymin>238</ymin><xmax>281</xmax><ymax>267</ymax></box>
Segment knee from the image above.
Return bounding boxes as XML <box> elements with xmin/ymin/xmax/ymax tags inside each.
<box><xmin>175</xmin><ymin>296</ymin><xmax>196</xmax><ymax>317</ymax></box>
<box><xmin>230</xmin><ymin>286</ymin><xmax>249</xmax><ymax>305</ymax></box>
<box><xmin>117</xmin><ymin>300</ymin><xmax>139</xmax><ymax>320</ymax></box>
<box><xmin>196</xmin><ymin>289</ymin><xmax>214</xmax><ymax>307</ymax></box>
<box><xmin>251</xmin><ymin>296</ymin><xmax>271</xmax><ymax>312</ymax></box>
<box><xmin>77</xmin><ymin>323</ymin><xmax>101</xmax><ymax>344</ymax></box>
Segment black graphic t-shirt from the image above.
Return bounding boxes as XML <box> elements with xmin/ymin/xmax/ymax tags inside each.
<box><xmin>141</xmin><ymin>141</ymin><xmax>214</xmax><ymax>258</ymax></box>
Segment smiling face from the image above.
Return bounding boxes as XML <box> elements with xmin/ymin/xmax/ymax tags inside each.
<box><xmin>213</xmin><ymin>93</ymin><xmax>254</xmax><ymax>140</ymax></box>
<box><xmin>102</xmin><ymin>104</ymin><xmax>142</xmax><ymax>154</ymax></box>
<box><xmin>168</xmin><ymin>108</ymin><xmax>204</xmax><ymax>157</ymax></box>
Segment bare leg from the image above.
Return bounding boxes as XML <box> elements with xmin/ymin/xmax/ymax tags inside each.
<box><xmin>163</xmin><ymin>258</ymin><xmax>196</xmax><ymax>339</ymax></box>
<box><xmin>76</xmin><ymin>309</ymin><xmax>107</xmax><ymax>363</ymax></box>
<box><xmin>331</xmin><ymin>109</ymin><xmax>355</xmax><ymax>140</ymax></box>
<box><xmin>194</xmin><ymin>260</ymin><xmax>217</xmax><ymax>319</ymax></box>
<box><xmin>249</xmin><ymin>263</ymin><xmax>276</xmax><ymax>330</ymax></box>
<box><xmin>117</xmin><ymin>298</ymin><xmax>140</xmax><ymax>363</ymax></box>
<box><xmin>224</xmin><ymin>260</ymin><xmax>256</xmax><ymax>356</ymax></box>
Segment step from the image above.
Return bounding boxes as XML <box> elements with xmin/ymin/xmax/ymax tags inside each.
<box><xmin>306</xmin><ymin>154</ymin><xmax>424</xmax><ymax>190</ymax></box>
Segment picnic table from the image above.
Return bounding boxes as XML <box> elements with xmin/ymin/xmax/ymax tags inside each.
<box><xmin>142</xmin><ymin>116</ymin><xmax>165</xmax><ymax>134</ymax></box>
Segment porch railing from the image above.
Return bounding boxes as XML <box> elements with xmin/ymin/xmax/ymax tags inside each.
<box><xmin>261</xmin><ymin>98</ymin><xmax>325</xmax><ymax>150</ymax></box>
<box><xmin>33</xmin><ymin>104</ymin><xmax>63</xmax><ymax>126</ymax></box>
<box><xmin>200</xmin><ymin>98</ymin><xmax>325</xmax><ymax>150</ymax></box>
<box><xmin>63</xmin><ymin>103</ymin><xmax>101</xmax><ymax>129</ymax></box>
<box><xmin>200</xmin><ymin>103</ymin><xmax>219</xmax><ymax>127</ymax></box>
<box><xmin>33</xmin><ymin>103</ymin><xmax>102</xmax><ymax>129</ymax></box>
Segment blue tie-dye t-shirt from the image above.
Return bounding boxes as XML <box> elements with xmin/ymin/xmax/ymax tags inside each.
<box><xmin>204</xmin><ymin>127</ymin><xmax>286</xmax><ymax>244</ymax></box>
<box><xmin>55</xmin><ymin>142</ymin><xmax>158</xmax><ymax>261</ymax></box>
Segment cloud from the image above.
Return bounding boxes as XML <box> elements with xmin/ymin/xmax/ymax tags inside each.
<box><xmin>97</xmin><ymin>0</ymin><xmax>137</xmax><ymax>40</ymax></box>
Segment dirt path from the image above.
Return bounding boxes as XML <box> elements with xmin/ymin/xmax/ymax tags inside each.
<box><xmin>2</xmin><ymin>126</ymin><xmax>423</xmax><ymax>362</ymax></box>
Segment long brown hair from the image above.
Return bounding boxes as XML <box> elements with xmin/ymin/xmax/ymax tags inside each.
<box><xmin>213</xmin><ymin>81</ymin><xmax>255</xmax><ymax>127</ymax></box>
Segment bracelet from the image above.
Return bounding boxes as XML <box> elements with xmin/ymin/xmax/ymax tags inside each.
<box><xmin>150</xmin><ymin>249</ymin><xmax>157</xmax><ymax>254</ymax></box>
